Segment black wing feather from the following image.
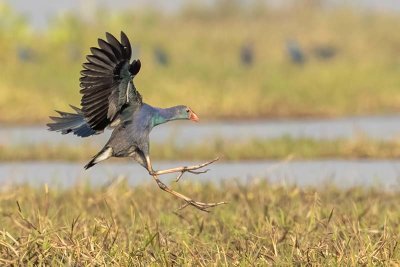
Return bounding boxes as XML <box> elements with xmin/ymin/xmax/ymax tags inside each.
<box><xmin>83</xmin><ymin>91</ymin><xmax>113</xmax><ymax>103</ymax></box>
<box><xmin>80</xmin><ymin>69</ymin><xmax>113</xmax><ymax>78</ymax></box>
<box><xmin>120</xmin><ymin>31</ymin><xmax>132</xmax><ymax>59</ymax></box>
<box><xmin>80</xmin><ymin>83</ymin><xmax>117</xmax><ymax>95</ymax></box>
<box><xmin>80</xmin><ymin>76</ymin><xmax>113</xmax><ymax>84</ymax></box>
<box><xmin>105</xmin><ymin>32</ymin><xmax>124</xmax><ymax>58</ymax></box>
<box><xmin>98</xmin><ymin>38</ymin><xmax>120</xmax><ymax>62</ymax></box>
<box><xmin>86</xmin><ymin>55</ymin><xmax>115</xmax><ymax>70</ymax></box>
<box><xmin>90</xmin><ymin>47</ymin><xmax>117</xmax><ymax>65</ymax></box>
<box><xmin>80</xmin><ymin>31</ymin><xmax>142</xmax><ymax>131</ymax></box>
<box><xmin>82</xmin><ymin>62</ymin><xmax>112</xmax><ymax>74</ymax></box>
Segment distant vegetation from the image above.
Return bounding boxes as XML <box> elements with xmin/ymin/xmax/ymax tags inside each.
<box><xmin>0</xmin><ymin>181</ymin><xmax>398</xmax><ymax>265</ymax></box>
<box><xmin>3</xmin><ymin>136</ymin><xmax>400</xmax><ymax>161</ymax></box>
<box><xmin>1</xmin><ymin>3</ymin><xmax>400</xmax><ymax>123</ymax></box>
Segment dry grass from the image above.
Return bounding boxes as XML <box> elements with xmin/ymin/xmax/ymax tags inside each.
<box><xmin>0</xmin><ymin>180</ymin><xmax>399</xmax><ymax>265</ymax></box>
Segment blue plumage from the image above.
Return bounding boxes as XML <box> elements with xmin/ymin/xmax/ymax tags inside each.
<box><xmin>47</xmin><ymin>32</ymin><xmax>198</xmax><ymax>172</ymax></box>
<box><xmin>47</xmin><ymin>32</ymin><xmax>224</xmax><ymax>211</ymax></box>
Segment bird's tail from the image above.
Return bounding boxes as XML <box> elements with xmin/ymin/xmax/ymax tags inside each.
<box><xmin>47</xmin><ymin>105</ymin><xmax>97</xmax><ymax>137</ymax></box>
<box><xmin>84</xmin><ymin>147</ymin><xmax>113</xmax><ymax>170</ymax></box>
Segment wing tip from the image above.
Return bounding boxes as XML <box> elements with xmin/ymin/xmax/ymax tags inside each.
<box><xmin>129</xmin><ymin>59</ymin><xmax>141</xmax><ymax>75</ymax></box>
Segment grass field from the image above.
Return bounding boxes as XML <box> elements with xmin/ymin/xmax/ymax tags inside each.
<box><xmin>0</xmin><ymin>180</ymin><xmax>399</xmax><ymax>265</ymax></box>
<box><xmin>2</xmin><ymin>136</ymin><xmax>400</xmax><ymax>161</ymax></box>
<box><xmin>1</xmin><ymin>4</ymin><xmax>400</xmax><ymax>123</ymax></box>
<box><xmin>1</xmin><ymin>3</ymin><xmax>400</xmax><ymax>265</ymax></box>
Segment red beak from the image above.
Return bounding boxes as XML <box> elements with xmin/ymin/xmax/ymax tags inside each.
<box><xmin>189</xmin><ymin>110</ymin><xmax>199</xmax><ymax>122</ymax></box>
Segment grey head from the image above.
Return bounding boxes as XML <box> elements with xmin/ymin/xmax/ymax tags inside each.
<box><xmin>151</xmin><ymin>105</ymin><xmax>199</xmax><ymax>128</ymax></box>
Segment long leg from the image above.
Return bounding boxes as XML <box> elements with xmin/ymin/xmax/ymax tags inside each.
<box><xmin>151</xmin><ymin>173</ymin><xmax>226</xmax><ymax>212</ymax></box>
<box><xmin>147</xmin><ymin>156</ymin><xmax>219</xmax><ymax>182</ymax></box>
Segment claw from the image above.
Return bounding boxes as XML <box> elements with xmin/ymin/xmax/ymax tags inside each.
<box><xmin>179</xmin><ymin>199</ymin><xmax>227</xmax><ymax>212</ymax></box>
<box><xmin>175</xmin><ymin>172</ymin><xmax>185</xmax><ymax>182</ymax></box>
<box><xmin>188</xmin><ymin>169</ymin><xmax>209</xmax><ymax>174</ymax></box>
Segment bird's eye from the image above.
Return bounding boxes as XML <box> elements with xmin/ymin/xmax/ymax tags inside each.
<box><xmin>186</xmin><ymin>109</ymin><xmax>190</xmax><ymax>113</ymax></box>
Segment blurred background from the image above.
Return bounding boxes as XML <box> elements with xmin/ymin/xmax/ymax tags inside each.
<box><xmin>1</xmin><ymin>0</ymin><xmax>400</xmax><ymax>187</ymax></box>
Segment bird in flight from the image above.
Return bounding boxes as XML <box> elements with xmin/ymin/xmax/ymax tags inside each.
<box><xmin>47</xmin><ymin>32</ymin><xmax>225</xmax><ymax>211</ymax></box>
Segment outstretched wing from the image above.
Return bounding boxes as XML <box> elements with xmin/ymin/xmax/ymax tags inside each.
<box><xmin>80</xmin><ymin>31</ymin><xmax>142</xmax><ymax>131</ymax></box>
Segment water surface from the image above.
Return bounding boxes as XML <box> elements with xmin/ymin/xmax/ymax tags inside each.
<box><xmin>2</xmin><ymin>115</ymin><xmax>400</xmax><ymax>146</ymax></box>
<box><xmin>1</xmin><ymin>160</ymin><xmax>399</xmax><ymax>189</ymax></box>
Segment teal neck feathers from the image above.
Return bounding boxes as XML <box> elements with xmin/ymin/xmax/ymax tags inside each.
<box><xmin>151</xmin><ymin>105</ymin><xmax>188</xmax><ymax>128</ymax></box>
<box><xmin>151</xmin><ymin>113</ymin><xmax>168</xmax><ymax>127</ymax></box>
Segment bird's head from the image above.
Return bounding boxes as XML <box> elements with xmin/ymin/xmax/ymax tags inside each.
<box><xmin>175</xmin><ymin>105</ymin><xmax>199</xmax><ymax>122</ymax></box>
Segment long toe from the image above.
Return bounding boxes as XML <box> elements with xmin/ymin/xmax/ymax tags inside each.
<box><xmin>187</xmin><ymin>200</ymin><xmax>227</xmax><ymax>212</ymax></box>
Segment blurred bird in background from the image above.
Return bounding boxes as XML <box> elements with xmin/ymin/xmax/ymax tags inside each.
<box><xmin>240</xmin><ymin>41</ymin><xmax>254</xmax><ymax>67</ymax></box>
<box><xmin>17</xmin><ymin>45</ymin><xmax>35</xmax><ymax>62</ymax></box>
<box><xmin>286</xmin><ymin>39</ymin><xmax>306</xmax><ymax>65</ymax></box>
<box><xmin>312</xmin><ymin>44</ymin><xmax>337</xmax><ymax>61</ymax></box>
<box><xmin>153</xmin><ymin>46</ymin><xmax>169</xmax><ymax>66</ymax></box>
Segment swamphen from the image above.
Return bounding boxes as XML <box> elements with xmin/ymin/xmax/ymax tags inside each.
<box><xmin>47</xmin><ymin>32</ymin><xmax>225</xmax><ymax>211</ymax></box>
<box><xmin>286</xmin><ymin>39</ymin><xmax>305</xmax><ymax>65</ymax></box>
